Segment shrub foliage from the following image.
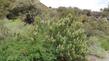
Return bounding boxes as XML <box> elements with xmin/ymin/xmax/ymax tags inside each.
<box><xmin>0</xmin><ymin>15</ymin><xmax>87</xmax><ymax>61</ymax></box>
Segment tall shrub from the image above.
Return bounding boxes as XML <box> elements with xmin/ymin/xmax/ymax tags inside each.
<box><xmin>47</xmin><ymin>14</ymin><xmax>87</xmax><ymax>61</ymax></box>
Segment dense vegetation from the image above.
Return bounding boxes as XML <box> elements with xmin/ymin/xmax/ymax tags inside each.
<box><xmin>0</xmin><ymin>0</ymin><xmax>109</xmax><ymax>61</ymax></box>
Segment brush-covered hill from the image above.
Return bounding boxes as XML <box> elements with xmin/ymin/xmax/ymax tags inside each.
<box><xmin>0</xmin><ymin>0</ymin><xmax>49</xmax><ymax>19</ymax></box>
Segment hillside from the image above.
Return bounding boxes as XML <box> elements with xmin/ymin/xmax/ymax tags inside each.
<box><xmin>0</xmin><ymin>0</ymin><xmax>109</xmax><ymax>61</ymax></box>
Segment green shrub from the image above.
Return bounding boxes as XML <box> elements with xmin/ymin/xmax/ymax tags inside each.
<box><xmin>47</xmin><ymin>15</ymin><xmax>87</xmax><ymax>61</ymax></box>
<box><xmin>0</xmin><ymin>14</ymin><xmax>87</xmax><ymax>61</ymax></box>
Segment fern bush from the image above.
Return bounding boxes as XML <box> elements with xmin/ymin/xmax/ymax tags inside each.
<box><xmin>0</xmin><ymin>14</ymin><xmax>87</xmax><ymax>61</ymax></box>
<box><xmin>47</xmin><ymin>15</ymin><xmax>87</xmax><ymax>61</ymax></box>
